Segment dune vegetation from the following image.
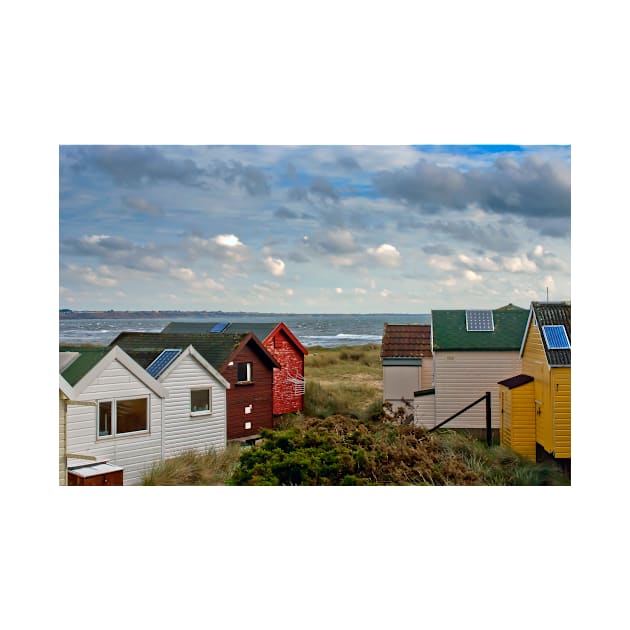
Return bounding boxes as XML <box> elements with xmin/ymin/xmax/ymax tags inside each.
<box><xmin>141</xmin><ymin>344</ymin><xmax>568</xmax><ymax>486</ymax></box>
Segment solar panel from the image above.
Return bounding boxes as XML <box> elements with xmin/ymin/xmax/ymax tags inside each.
<box><xmin>466</xmin><ymin>310</ymin><xmax>494</xmax><ymax>331</ymax></box>
<box><xmin>146</xmin><ymin>349</ymin><xmax>182</xmax><ymax>378</ymax></box>
<box><xmin>210</xmin><ymin>322</ymin><xmax>229</xmax><ymax>333</ymax></box>
<box><xmin>542</xmin><ymin>325</ymin><xmax>570</xmax><ymax>349</ymax></box>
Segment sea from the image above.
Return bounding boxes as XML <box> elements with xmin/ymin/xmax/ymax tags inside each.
<box><xmin>59</xmin><ymin>313</ymin><xmax>431</xmax><ymax>348</ymax></box>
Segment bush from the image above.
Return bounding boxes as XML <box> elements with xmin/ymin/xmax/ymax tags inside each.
<box><xmin>227</xmin><ymin>416</ymin><xmax>570</xmax><ymax>486</ymax></box>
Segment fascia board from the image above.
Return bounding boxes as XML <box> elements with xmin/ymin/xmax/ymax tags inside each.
<box><xmin>161</xmin><ymin>345</ymin><xmax>231</xmax><ymax>389</ymax></box>
<box><xmin>73</xmin><ymin>346</ymin><xmax>168</xmax><ymax>398</ymax></box>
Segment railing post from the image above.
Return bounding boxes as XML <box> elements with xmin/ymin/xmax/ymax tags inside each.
<box><xmin>485</xmin><ymin>391</ymin><xmax>492</xmax><ymax>447</ymax></box>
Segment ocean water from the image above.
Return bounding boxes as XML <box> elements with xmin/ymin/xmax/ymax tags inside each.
<box><xmin>59</xmin><ymin>313</ymin><xmax>431</xmax><ymax>348</ymax></box>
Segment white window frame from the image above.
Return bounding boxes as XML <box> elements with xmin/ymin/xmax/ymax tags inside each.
<box><xmin>190</xmin><ymin>388</ymin><xmax>212</xmax><ymax>416</ymax></box>
<box><xmin>97</xmin><ymin>395</ymin><xmax>150</xmax><ymax>439</ymax></box>
<box><xmin>237</xmin><ymin>361</ymin><xmax>253</xmax><ymax>383</ymax></box>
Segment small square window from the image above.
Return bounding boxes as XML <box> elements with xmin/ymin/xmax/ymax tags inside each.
<box><xmin>191</xmin><ymin>389</ymin><xmax>211</xmax><ymax>413</ymax></box>
<box><xmin>237</xmin><ymin>362</ymin><xmax>253</xmax><ymax>382</ymax></box>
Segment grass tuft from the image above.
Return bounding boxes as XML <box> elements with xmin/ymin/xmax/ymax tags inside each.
<box><xmin>142</xmin><ymin>443</ymin><xmax>243</xmax><ymax>485</ymax></box>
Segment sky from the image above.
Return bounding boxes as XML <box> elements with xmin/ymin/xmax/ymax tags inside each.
<box><xmin>59</xmin><ymin>144</ymin><xmax>570</xmax><ymax>313</ymax></box>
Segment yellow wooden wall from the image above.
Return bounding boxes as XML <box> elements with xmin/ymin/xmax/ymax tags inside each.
<box><xmin>551</xmin><ymin>367</ymin><xmax>571</xmax><ymax>458</ymax></box>
<box><xmin>521</xmin><ymin>318</ymin><xmax>571</xmax><ymax>459</ymax></box>
<box><xmin>500</xmin><ymin>381</ymin><xmax>536</xmax><ymax>461</ymax></box>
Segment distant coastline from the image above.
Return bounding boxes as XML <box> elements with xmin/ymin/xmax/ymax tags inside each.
<box><xmin>59</xmin><ymin>310</ymin><xmax>292</xmax><ymax>320</ymax></box>
<box><xmin>59</xmin><ymin>310</ymin><xmax>422</xmax><ymax>320</ymax></box>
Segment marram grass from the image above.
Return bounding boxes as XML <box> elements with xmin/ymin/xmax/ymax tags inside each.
<box><xmin>142</xmin><ymin>443</ymin><xmax>242</xmax><ymax>485</ymax></box>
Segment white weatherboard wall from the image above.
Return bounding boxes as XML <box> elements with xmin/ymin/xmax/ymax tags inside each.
<box><xmin>433</xmin><ymin>351</ymin><xmax>522</xmax><ymax>429</ymax></box>
<box><xmin>59</xmin><ymin>390</ymin><xmax>67</xmax><ymax>486</ymax></box>
<box><xmin>66</xmin><ymin>358</ymin><xmax>163</xmax><ymax>485</ymax></box>
<box><xmin>159</xmin><ymin>352</ymin><xmax>228</xmax><ymax>458</ymax></box>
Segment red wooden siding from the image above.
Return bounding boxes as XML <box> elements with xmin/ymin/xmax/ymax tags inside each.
<box><xmin>220</xmin><ymin>342</ymin><xmax>275</xmax><ymax>440</ymax></box>
<box><xmin>264</xmin><ymin>329</ymin><xmax>305</xmax><ymax>415</ymax></box>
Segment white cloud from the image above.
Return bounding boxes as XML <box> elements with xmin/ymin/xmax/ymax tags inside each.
<box><xmin>335</xmin><ymin>287</ymin><xmax>343</xmax><ymax>294</ymax></box>
<box><xmin>264</xmin><ymin>256</ymin><xmax>286</xmax><ymax>276</ymax></box>
<box><xmin>83</xmin><ymin>268</ymin><xmax>118</xmax><ymax>287</ymax></box>
<box><xmin>214</xmin><ymin>234</ymin><xmax>243</xmax><ymax>247</ymax></box>
<box><xmin>429</xmin><ymin>256</ymin><xmax>457</xmax><ymax>272</ymax></box>
<box><xmin>353</xmin><ymin>288</ymin><xmax>367</xmax><ymax>295</ymax></box>
<box><xmin>502</xmin><ymin>256</ymin><xmax>537</xmax><ymax>273</ymax></box>
<box><xmin>457</xmin><ymin>254</ymin><xmax>499</xmax><ymax>272</ymax></box>
<box><xmin>463</xmin><ymin>270</ymin><xmax>483</xmax><ymax>282</ymax></box>
<box><xmin>367</xmin><ymin>243</ymin><xmax>401</xmax><ymax>267</ymax></box>
<box><xmin>170</xmin><ymin>267</ymin><xmax>196</xmax><ymax>281</ymax></box>
<box><xmin>188</xmin><ymin>235</ymin><xmax>249</xmax><ymax>263</ymax></box>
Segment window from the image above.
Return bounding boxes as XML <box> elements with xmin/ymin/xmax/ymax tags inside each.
<box><xmin>237</xmin><ymin>362</ymin><xmax>253</xmax><ymax>383</ymax></box>
<box><xmin>97</xmin><ymin>397</ymin><xmax>149</xmax><ymax>438</ymax></box>
<box><xmin>99</xmin><ymin>401</ymin><xmax>112</xmax><ymax>437</ymax></box>
<box><xmin>191</xmin><ymin>388</ymin><xmax>211</xmax><ymax>414</ymax></box>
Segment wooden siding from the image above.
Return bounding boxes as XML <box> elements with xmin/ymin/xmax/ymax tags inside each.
<box><xmin>500</xmin><ymin>382</ymin><xmax>536</xmax><ymax>461</ymax></box>
<box><xmin>522</xmin><ymin>320</ymin><xmax>571</xmax><ymax>458</ymax></box>
<box><xmin>414</xmin><ymin>392</ymin><xmax>436</xmax><ymax>429</ymax></box>
<box><xmin>433</xmin><ymin>351</ymin><xmax>522</xmax><ymax>429</ymax></box>
<box><xmin>160</xmin><ymin>353</ymin><xmax>227</xmax><ymax>458</ymax></box>
<box><xmin>421</xmin><ymin>357</ymin><xmax>433</xmax><ymax>391</ymax></box>
<box><xmin>59</xmin><ymin>391</ymin><xmax>67</xmax><ymax>486</ymax></box>
<box><xmin>551</xmin><ymin>368</ymin><xmax>571</xmax><ymax>458</ymax></box>
<box><xmin>383</xmin><ymin>365</ymin><xmax>421</xmax><ymax>413</ymax></box>
<box><xmin>65</xmin><ymin>359</ymin><xmax>163</xmax><ymax>485</ymax></box>
<box><xmin>264</xmin><ymin>329</ymin><xmax>305</xmax><ymax>415</ymax></box>
<box><xmin>222</xmin><ymin>344</ymin><xmax>274</xmax><ymax>440</ymax></box>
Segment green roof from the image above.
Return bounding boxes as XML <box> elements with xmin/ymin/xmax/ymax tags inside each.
<box><xmin>111</xmin><ymin>332</ymin><xmax>249</xmax><ymax>370</ymax></box>
<box><xmin>431</xmin><ymin>305</ymin><xmax>529</xmax><ymax>351</ymax></box>
<box><xmin>59</xmin><ymin>346</ymin><xmax>110</xmax><ymax>386</ymax></box>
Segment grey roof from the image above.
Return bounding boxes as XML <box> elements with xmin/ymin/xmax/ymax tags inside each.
<box><xmin>162</xmin><ymin>321</ymin><xmax>280</xmax><ymax>341</ymax></box>
<box><xmin>530</xmin><ymin>302</ymin><xmax>571</xmax><ymax>367</ymax></box>
<box><xmin>110</xmin><ymin>332</ymin><xmax>280</xmax><ymax>371</ymax></box>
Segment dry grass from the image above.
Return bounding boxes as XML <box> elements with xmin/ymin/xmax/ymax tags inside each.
<box><xmin>304</xmin><ymin>344</ymin><xmax>383</xmax><ymax>419</ymax></box>
<box><xmin>142</xmin><ymin>443</ymin><xmax>243</xmax><ymax>485</ymax></box>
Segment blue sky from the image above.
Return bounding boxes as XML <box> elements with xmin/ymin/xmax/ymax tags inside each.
<box><xmin>59</xmin><ymin>144</ymin><xmax>570</xmax><ymax>313</ymax></box>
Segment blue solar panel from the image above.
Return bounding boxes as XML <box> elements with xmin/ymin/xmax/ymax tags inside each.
<box><xmin>210</xmin><ymin>322</ymin><xmax>229</xmax><ymax>333</ymax></box>
<box><xmin>146</xmin><ymin>349</ymin><xmax>181</xmax><ymax>378</ymax></box>
<box><xmin>466</xmin><ymin>310</ymin><xmax>494</xmax><ymax>331</ymax></box>
<box><xmin>542</xmin><ymin>325</ymin><xmax>570</xmax><ymax>349</ymax></box>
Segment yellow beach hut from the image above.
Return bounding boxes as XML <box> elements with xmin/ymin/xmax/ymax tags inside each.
<box><xmin>499</xmin><ymin>302</ymin><xmax>571</xmax><ymax>472</ymax></box>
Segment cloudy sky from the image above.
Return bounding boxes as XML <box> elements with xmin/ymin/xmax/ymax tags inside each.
<box><xmin>59</xmin><ymin>144</ymin><xmax>570</xmax><ymax>313</ymax></box>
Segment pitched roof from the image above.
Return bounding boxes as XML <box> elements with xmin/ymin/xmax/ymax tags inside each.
<box><xmin>380</xmin><ymin>324</ymin><xmax>432</xmax><ymax>358</ymax></box>
<box><xmin>110</xmin><ymin>332</ymin><xmax>280</xmax><ymax>371</ymax></box>
<box><xmin>163</xmin><ymin>321</ymin><xmax>279</xmax><ymax>339</ymax></box>
<box><xmin>529</xmin><ymin>301</ymin><xmax>571</xmax><ymax>367</ymax></box>
<box><xmin>59</xmin><ymin>345</ymin><xmax>167</xmax><ymax>397</ymax></box>
<box><xmin>161</xmin><ymin>321</ymin><xmax>308</xmax><ymax>355</ymax></box>
<box><xmin>59</xmin><ymin>346</ymin><xmax>110</xmax><ymax>386</ymax></box>
<box><xmin>431</xmin><ymin>304</ymin><xmax>529</xmax><ymax>351</ymax></box>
